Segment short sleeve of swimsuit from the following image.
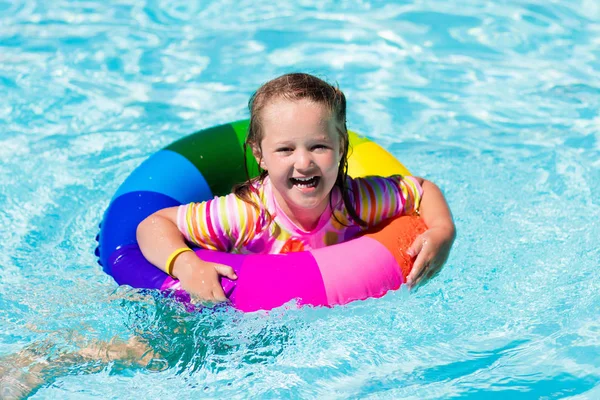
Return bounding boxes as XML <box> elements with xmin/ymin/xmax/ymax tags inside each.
<box><xmin>177</xmin><ymin>192</ymin><xmax>263</xmax><ymax>252</ymax></box>
<box><xmin>348</xmin><ymin>175</ymin><xmax>423</xmax><ymax>227</ymax></box>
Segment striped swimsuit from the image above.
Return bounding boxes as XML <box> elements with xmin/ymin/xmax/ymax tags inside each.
<box><xmin>177</xmin><ymin>175</ymin><xmax>423</xmax><ymax>254</ymax></box>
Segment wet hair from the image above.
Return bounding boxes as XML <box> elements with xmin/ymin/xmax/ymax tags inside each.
<box><xmin>233</xmin><ymin>72</ymin><xmax>367</xmax><ymax>227</ymax></box>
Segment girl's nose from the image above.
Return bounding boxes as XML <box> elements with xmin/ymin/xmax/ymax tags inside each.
<box><xmin>295</xmin><ymin>150</ymin><xmax>313</xmax><ymax>171</ymax></box>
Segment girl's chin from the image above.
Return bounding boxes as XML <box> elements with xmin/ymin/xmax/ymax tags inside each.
<box><xmin>287</xmin><ymin>195</ymin><xmax>328</xmax><ymax>212</ymax></box>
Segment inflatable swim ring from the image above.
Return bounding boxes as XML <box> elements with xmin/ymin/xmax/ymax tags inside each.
<box><xmin>95</xmin><ymin>120</ymin><xmax>426</xmax><ymax>312</ymax></box>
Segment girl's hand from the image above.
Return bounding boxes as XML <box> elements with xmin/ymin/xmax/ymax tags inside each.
<box><xmin>406</xmin><ymin>225</ymin><xmax>455</xmax><ymax>288</ymax></box>
<box><xmin>172</xmin><ymin>253</ymin><xmax>237</xmax><ymax>303</ymax></box>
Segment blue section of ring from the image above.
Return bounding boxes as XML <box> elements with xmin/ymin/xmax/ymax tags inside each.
<box><xmin>113</xmin><ymin>149</ymin><xmax>213</xmax><ymax>204</ymax></box>
<box><xmin>109</xmin><ymin>244</ymin><xmax>169</xmax><ymax>290</ymax></box>
<box><xmin>99</xmin><ymin>191</ymin><xmax>181</xmax><ymax>273</ymax></box>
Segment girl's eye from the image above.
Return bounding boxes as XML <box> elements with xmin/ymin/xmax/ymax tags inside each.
<box><xmin>312</xmin><ymin>144</ymin><xmax>329</xmax><ymax>151</ymax></box>
<box><xmin>276</xmin><ymin>147</ymin><xmax>293</xmax><ymax>153</ymax></box>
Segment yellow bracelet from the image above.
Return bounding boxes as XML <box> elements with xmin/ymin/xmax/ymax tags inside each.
<box><xmin>165</xmin><ymin>247</ymin><xmax>193</xmax><ymax>278</ymax></box>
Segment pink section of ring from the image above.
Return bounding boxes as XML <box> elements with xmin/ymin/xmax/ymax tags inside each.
<box><xmin>234</xmin><ymin>252</ymin><xmax>327</xmax><ymax>312</ymax></box>
<box><xmin>311</xmin><ymin>236</ymin><xmax>403</xmax><ymax>306</ymax></box>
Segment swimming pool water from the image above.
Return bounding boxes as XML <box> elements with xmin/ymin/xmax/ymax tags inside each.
<box><xmin>1</xmin><ymin>0</ymin><xmax>599</xmax><ymax>398</ymax></box>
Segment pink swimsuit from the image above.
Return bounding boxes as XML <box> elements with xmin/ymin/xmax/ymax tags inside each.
<box><xmin>177</xmin><ymin>175</ymin><xmax>423</xmax><ymax>254</ymax></box>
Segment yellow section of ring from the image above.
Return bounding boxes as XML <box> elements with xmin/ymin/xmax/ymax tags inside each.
<box><xmin>347</xmin><ymin>133</ymin><xmax>411</xmax><ymax>178</ymax></box>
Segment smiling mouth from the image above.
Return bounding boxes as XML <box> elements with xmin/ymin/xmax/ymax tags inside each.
<box><xmin>290</xmin><ymin>176</ymin><xmax>320</xmax><ymax>189</ymax></box>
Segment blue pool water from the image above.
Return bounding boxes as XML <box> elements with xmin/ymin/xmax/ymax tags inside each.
<box><xmin>1</xmin><ymin>0</ymin><xmax>599</xmax><ymax>398</ymax></box>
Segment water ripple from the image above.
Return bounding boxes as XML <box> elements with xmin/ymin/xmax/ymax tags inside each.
<box><xmin>1</xmin><ymin>0</ymin><xmax>599</xmax><ymax>398</ymax></box>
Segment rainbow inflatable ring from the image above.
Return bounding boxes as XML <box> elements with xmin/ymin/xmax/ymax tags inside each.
<box><xmin>95</xmin><ymin>120</ymin><xmax>426</xmax><ymax>312</ymax></box>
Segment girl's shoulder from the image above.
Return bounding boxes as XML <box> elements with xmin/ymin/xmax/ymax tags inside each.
<box><xmin>237</xmin><ymin>178</ymin><xmax>272</xmax><ymax>226</ymax></box>
<box><xmin>184</xmin><ymin>179</ymin><xmax>270</xmax><ymax>224</ymax></box>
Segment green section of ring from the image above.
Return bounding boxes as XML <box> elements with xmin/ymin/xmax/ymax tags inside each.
<box><xmin>165</xmin><ymin>122</ymin><xmax>249</xmax><ymax>196</ymax></box>
<box><xmin>230</xmin><ymin>119</ymin><xmax>250</xmax><ymax>146</ymax></box>
<box><xmin>230</xmin><ymin>120</ymin><xmax>260</xmax><ymax>178</ymax></box>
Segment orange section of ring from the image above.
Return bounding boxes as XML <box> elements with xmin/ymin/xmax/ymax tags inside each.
<box><xmin>363</xmin><ymin>215</ymin><xmax>427</xmax><ymax>280</ymax></box>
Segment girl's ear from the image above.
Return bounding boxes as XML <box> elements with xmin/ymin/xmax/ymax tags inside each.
<box><xmin>252</xmin><ymin>144</ymin><xmax>267</xmax><ymax>170</ymax></box>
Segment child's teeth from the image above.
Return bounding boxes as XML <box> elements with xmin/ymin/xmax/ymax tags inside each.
<box><xmin>292</xmin><ymin>176</ymin><xmax>319</xmax><ymax>188</ymax></box>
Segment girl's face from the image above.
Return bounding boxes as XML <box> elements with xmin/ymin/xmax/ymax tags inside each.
<box><xmin>254</xmin><ymin>98</ymin><xmax>343</xmax><ymax>230</ymax></box>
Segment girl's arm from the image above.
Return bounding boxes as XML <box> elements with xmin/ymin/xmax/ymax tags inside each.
<box><xmin>405</xmin><ymin>178</ymin><xmax>456</xmax><ymax>288</ymax></box>
<box><xmin>136</xmin><ymin>207</ymin><xmax>237</xmax><ymax>302</ymax></box>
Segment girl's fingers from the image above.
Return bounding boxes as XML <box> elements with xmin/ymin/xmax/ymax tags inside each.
<box><xmin>213</xmin><ymin>264</ymin><xmax>237</xmax><ymax>280</ymax></box>
<box><xmin>406</xmin><ymin>233</ymin><xmax>431</xmax><ymax>287</ymax></box>
<box><xmin>211</xmin><ymin>273</ymin><xmax>228</xmax><ymax>302</ymax></box>
<box><xmin>185</xmin><ymin>265</ymin><xmax>232</xmax><ymax>303</ymax></box>
<box><xmin>212</xmin><ymin>265</ymin><xmax>234</xmax><ymax>302</ymax></box>
<box><xmin>407</xmin><ymin>234</ymin><xmax>425</xmax><ymax>258</ymax></box>
<box><xmin>187</xmin><ymin>281</ymin><xmax>220</xmax><ymax>303</ymax></box>
<box><xmin>407</xmin><ymin>250</ymin><xmax>428</xmax><ymax>287</ymax></box>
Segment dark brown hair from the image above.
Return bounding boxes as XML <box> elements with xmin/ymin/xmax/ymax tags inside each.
<box><xmin>233</xmin><ymin>73</ymin><xmax>367</xmax><ymax>227</ymax></box>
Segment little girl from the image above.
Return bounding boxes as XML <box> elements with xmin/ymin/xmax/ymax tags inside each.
<box><xmin>137</xmin><ymin>73</ymin><xmax>455</xmax><ymax>302</ymax></box>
